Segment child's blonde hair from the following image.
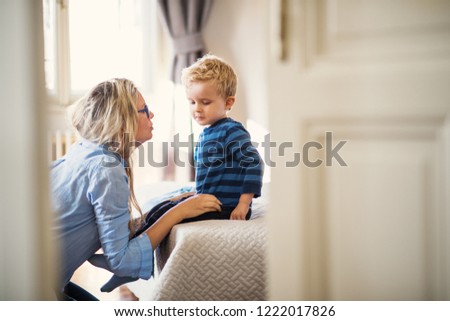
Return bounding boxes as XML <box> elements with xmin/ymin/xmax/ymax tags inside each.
<box><xmin>181</xmin><ymin>54</ymin><xmax>237</xmax><ymax>99</ymax></box>
<box><xmin>70</xmin><ymin>78</ymin><xmax>143</xmax><ymax>233</ymax></box>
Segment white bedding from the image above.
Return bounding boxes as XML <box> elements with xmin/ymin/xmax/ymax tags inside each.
<box><xmin>128</xmin><ymin>181</ymin><xmax>269</xmax><ymax>301</ymax></box>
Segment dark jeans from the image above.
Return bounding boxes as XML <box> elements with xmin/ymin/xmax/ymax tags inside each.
<box><xmin>56</xmin><ymin>282</ymin><xmax>99</xmax><ymax>301</ymax></box>
<box><xmin>133</xmin><ymin>197</ymin><xmax>252</xmax><ymax>238</ymax></box>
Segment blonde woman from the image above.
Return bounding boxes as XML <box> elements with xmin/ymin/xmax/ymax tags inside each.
<box><xmin>50</xmin><ymin>78</ymin><xmax>221</xmax><ymax>300</ymax></box>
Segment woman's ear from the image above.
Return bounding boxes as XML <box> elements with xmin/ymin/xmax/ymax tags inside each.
<box><xmin>225</xmin><ymin>96</ymin><xmax>236</xmax><ymax>111</ymax></box>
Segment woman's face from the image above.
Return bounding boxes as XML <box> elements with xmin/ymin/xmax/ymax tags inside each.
<box><xmin>135</xmin><ymin>91</ymin><xmax>154</xmax><ymax>143</ymax></box>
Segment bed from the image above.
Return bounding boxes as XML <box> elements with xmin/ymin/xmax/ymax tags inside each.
<box><xmin>127</xmin><ymin>181</ymin><xmax>269</xmax><ymax>301</ymax></box>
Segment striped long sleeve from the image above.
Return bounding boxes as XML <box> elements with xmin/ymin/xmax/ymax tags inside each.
<box><xmin>194</xmin><ymin>118</ymin><xmax>264</xmax><ymax>207</ymax></box>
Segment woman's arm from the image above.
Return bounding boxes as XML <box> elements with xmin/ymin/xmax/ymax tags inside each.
<box><xmin>145</xmin><ymin>193</ymin><xmax>221</xmax><ymax>248</ymax></box>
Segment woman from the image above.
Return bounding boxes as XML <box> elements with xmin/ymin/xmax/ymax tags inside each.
<box><xmin>50</xmin><ymin>78</ymin><xmax>221</xmax><ymax>300</ymax></box>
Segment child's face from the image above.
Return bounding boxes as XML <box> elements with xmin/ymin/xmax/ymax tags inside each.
<box><xmin>185</xmin><ymin>81</ymin><xmax>234</xmax><ymax>126</ymax></box>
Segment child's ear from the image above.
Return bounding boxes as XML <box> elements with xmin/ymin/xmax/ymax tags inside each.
<box><xmin>225</xmin><ymin>96</ymin><xmax>236</xmax><ymax>110</ymax></box>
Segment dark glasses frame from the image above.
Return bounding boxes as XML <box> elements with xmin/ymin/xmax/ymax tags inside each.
<box><xmin>137</xmin><ymin>104</ymin><xmax>150</xmax><ymax>119</ymax></box>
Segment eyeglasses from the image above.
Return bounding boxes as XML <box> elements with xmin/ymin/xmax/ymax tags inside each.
<box><xmin>137</xmin><ymin>104</ymin><xmax>150</xmax><ymax>119</ymax></box>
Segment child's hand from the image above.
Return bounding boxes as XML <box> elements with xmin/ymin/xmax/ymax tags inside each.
<box><xmin>230</xmin><ymin>193</ymin><xmax>254</xmax><ymax>220</ymax></box>
<box><xmin>230</xmin><ymin>202</ymin><xmax>249</xmax><ymax>220</ymax></box>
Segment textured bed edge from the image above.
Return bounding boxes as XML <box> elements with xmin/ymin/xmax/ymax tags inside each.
<box><xmin>127</xmin><ymin>181</ymin><xmax>269</xmax><ymax>300</ymax></box>
<box><xmin>151</xmin><ymin>217</ymin><xmax>268</xmax><ymax>300</ymax></box>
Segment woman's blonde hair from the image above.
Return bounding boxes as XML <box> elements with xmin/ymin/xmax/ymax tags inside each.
<box><xmin>71</xmin><ymin>78</ymin><xmax>143</xmax><ymax>233</ymax></box>
<box><xmin>181</xmin><ymin>54</ymin><xmax>237</xmax><ymax>99</ymax></box>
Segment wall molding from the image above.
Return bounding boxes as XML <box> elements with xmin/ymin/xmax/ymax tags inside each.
<box><xmin>299</xmin><ymin>113</ymin><xmax>450</xmax><ymax>299</ymax></box>
<box><xmin>297</xmin><ymin>0</ymin><xmax>450</xmax><ymax>69</ymax></box>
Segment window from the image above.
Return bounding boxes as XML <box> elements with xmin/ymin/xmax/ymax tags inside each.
<box><xmin>42</xmin><ymin>0</ymin><xmax>193</xmax><ymax>185</ymax></box>
<box><xmin>43</xmin><ymin>0</ymin><xmax>57</xmax><ymax>92</ymax></box>
<box><xmin>43</xmin><ymin>0</ymin><xmax>165</xmax><ymax>106</ymax></box>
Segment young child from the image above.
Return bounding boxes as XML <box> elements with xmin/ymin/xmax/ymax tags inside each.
<box><xmin>182</xmin><ymin>54</ymin><xmax>264</xmax><ymax>220</ymax></box>
<box><xmin>92</xmin><ymin>54</ymin><xmax>264</xmax><ymax>292</ymax></box>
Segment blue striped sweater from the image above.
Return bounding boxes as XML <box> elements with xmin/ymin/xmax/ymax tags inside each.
<box><xmin>194</xmin><ymin>117</ymin><xmax>264</xmax><ymax>207</ymax></box>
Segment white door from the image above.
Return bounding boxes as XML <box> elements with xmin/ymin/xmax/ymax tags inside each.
<box><xmin>267</xmin><ymin>0</ymin><xmax>450</xmax><ymax>300</ymax></box>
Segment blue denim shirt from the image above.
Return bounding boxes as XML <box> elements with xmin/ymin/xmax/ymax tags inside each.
<box><xmin>50</xmin><ymin>139</ymin><xmax>153</xmax><ymax>290</ymax></box>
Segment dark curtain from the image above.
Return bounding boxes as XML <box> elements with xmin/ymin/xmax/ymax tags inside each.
<box><xmin>157</xmin><ymin>0</ymin><xmax>214</xmax><ymax>180</ymax></box>
<box><xmin>157</xmin><ymin>0</ymin><xmax>214</xmax><ymax>84</ymax></box>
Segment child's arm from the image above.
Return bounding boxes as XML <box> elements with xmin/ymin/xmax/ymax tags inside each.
<box><xmin>230</xmin><ymin>193</ymin><xmax>254</xmax><ymax>220</ymax></box>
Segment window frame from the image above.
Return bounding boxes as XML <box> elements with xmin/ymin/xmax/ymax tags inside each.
<box><xmin>45</xmin><ymin>0</ymin><xmax>165</xmax><ymax>109</ymax></box>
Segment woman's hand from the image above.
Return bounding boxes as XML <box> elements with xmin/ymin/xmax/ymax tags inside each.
<box><xmin>175</xmin><ymin>194</ymin><xmax>222</xmax><ymax>220</ymax></box>
<box><xmin>145</xmin><ymin>193</ymin><xmax>221</xmax><ymax>249</ymax></box>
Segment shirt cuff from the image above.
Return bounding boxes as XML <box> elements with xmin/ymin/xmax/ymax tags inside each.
<box><xmin>134</xmin><ymin>233</ymin><xmax>154</xmax><ymax>279</ymax></box>
<box><xmin>242</xmin><ymin>182</ymin><xmax>262</xmax><ymax>198</ymax></box>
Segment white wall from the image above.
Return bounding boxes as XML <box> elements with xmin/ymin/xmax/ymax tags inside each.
<box><xmin>204</xmin><ymin>0</ymin><xmax>269</xmax><ymax>129</ymax></box>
